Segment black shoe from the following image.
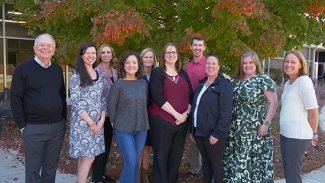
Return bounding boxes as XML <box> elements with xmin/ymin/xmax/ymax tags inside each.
<box><xmin>103</xmin><ymin>175</ymin><xmax>116</xmax><ymax>183</ymax></box>
<box><xmin>179</xmin><ymin>172</ymin><xmax>200</xmax><ymax>180</ymax></box>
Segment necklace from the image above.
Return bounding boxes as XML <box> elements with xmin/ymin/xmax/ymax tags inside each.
<box><xmin>165</xmin><ymin>69</ymin><xmax>177</xmax><ymax>76</ymax></box>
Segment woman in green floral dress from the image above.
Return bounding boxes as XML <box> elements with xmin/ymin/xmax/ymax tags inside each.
<box><xmin>223</xmin><ymin>51</ymin><xmax>278</xmax><ymax>183</ymax></box>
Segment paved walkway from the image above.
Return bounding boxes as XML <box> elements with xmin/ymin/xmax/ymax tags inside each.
<box><xmin>0</xmin><ymin>148</ymin><xmax>77</xmax><ymax>183</ymax></box>
<box><xmin>0</xmin><ymin>107</ymin><xmax>324</xmax><ymax>183</ymax></box>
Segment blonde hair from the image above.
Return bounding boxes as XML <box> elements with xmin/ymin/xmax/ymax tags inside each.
<box><xmin>282</xmin><ymin>50</ymin><xmax>308</xmax><ymax>79</ymax></box>
<box><xmin>94</xmin><ymin>44</ymin><xmax>117</xmax><ymax>68</ymax></box>
<box><xmin>140</xmin><ymin>48</ymin><xmax>157</xmax><ymax>69</ymax></box>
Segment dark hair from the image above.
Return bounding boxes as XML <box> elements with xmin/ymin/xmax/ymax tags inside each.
<box><xmin>118</xmin><ymin>51</ymin><xmax>143</xmax><ymax>79</ymax></box>
<box><xmin>282</xmin><ymin>50</ymin><xmax>308</xmax><ymax>79</ymax></box>
<box><xmin>74</xmin><ymin>42</ymin><xmax>96</xmax><ymax>87</ymax></box>
<box><xmin>191</xmin><ymin>36</ymin><xmax>205</xmax><ymax>45</ymax></box>
<box><xmin>159</xmin><ymin>43</ymin><xmax>180</xmax><ymax>72</ymax></box>
<box><xmin>94</xmin><ymin>44</ymin><xmax>117</xmax><ymax>68</ymax></box>
<box><xmin>206</xmin><ymin>54</ymin><xmax>220</xmax><ymax>64</ymax></box>
<box><xmin>233</xmin><ymin>50</ymin><xmax>263</xmax><ymax>83</ymax></box>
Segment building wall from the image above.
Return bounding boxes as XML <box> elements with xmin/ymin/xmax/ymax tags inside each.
<box><xmin>267</xmin><ymin>47</ymin><xmax>325</xmax><ymax>84</ymax></box>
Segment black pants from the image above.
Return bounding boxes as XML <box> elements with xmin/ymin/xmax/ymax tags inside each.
<box><xmin>196</xmin><ymin>136</ymin><xmax>226</xmax><ymax>183</ymax></box>
<box><xmin>92</xmin><ymin>117</ymin><xmax>114</xmax><ymax>182</ymax></box>
<box><xmin>280</xmin><ymin>134</ymin><xmax>311</xmax><ymax>183</ymax></box>
<box><xmin>23</xmin><ymin>119</ymin><xmax>66</xmax><ymax>183</ymax></box>
<box><xmin>149</xmin><ymin>115</ymin><xmax>189</xmax><ymax>183</ymax></box>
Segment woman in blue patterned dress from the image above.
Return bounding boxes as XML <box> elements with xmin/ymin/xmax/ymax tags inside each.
<box><xmin>69</xmin><ymin>42</ymin><xmax>106</xmax><ymax>183</ymax></box>
<box><xmin>223</xmin><ymin>50</ymin><xmax>278</xmax><ymax>183</ymax></box>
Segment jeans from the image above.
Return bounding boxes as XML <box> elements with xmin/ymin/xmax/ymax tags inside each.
<box><xmin>115</xmin><ymin>129</ymin><xmax>147</xmax><ymax>183</ymax></box>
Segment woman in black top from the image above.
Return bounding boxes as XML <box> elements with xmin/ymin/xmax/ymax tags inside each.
<box><xmin>148</xmin><ymin>43</ymin><xmax>192</xmax><ymax>183</ymax></box>
<box><xmin>190</xmin><ymin>54</ymin><xmax>233</xmax><ymax>183</ymax></box>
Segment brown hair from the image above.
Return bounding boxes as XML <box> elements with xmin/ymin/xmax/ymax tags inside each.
<box><xmin>191</xmin><ymin>36</ymin><xmax>205</xmax><ymax>46</ymax></box>
<box><xmin>282</xmin><ymin>50</ymin><xmax>308</xmax><ymax>79</ymax></box>
<box><xmin>159</xmin><ymin>43</ymin><xmax>180</xmax><ymax>72</ymax></box>
<box><xmin>233</xmin><ymin>50</ymin><xmax>263</xmax><ymax>83</ymax></box>
<box><xmin>118</xmin><ymin>51</ymin><xmax>143</xmax><ymax>80</ymax></box>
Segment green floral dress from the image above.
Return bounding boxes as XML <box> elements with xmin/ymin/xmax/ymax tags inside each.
<box><xmin>223</xmin><ymin>74</ymin><xmax>276</xmax><ymax>183</ymax></box>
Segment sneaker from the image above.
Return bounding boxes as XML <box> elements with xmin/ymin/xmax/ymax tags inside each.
<box><xmin>179</xmin><ymin>172</ymin><xmax>200</xmax><ymax>180</ymax></box>
<box><xmin>103</xmin><ymin>175</ymin><xmax>116</xmax><ymax>183</ymax></box>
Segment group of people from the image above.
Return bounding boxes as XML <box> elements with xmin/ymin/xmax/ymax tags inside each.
<box><xmin>9</xmin><ymin>33</ymin><xmax>319</xmax><ymax>183</ymax></box>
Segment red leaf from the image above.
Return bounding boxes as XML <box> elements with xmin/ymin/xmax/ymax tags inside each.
<box><xmin>128</xmin><ymin>24</ymin><xmax>135</xmax><ymax>31</ymax></box>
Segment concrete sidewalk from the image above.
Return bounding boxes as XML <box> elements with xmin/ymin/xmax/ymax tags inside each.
<box><xmin>274</xmin><ymin>166</ymin><xmax>325</xmax><ymax>183</ymax></box>
<box><xmin>0</xmin><ymin>148</ymin><xmax>77</xmax><ymax>183</ymax></box>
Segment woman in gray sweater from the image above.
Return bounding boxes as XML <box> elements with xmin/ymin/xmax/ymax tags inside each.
<box><xmin>108</xmin><ymin>51</ymin><xmax>149</xmax><ymax>183</ymax></box>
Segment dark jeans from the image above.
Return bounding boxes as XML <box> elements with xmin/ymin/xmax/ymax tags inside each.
<box><xmin>280</xmin><ymin>134</ymin><xmax>311</xmax><ymax>183</ymax></box>
<box><xmin>149</xmin><ymin>115</ymin><xmax>189</xmax><ymax>183</ymax></box>
<box><xmin>92</xmin><ymin>117</ymin><xmax>114</xmax><ymax>182</ymax></box>
<box><xmin>196</xmin><ymin>136</ymin><xmax>226</xmax><ymax>183</ymax></box>
<box><xmin>22</xmin><ymin>119</ymin><xmax>66</xmax><ymax>183</ymax></box>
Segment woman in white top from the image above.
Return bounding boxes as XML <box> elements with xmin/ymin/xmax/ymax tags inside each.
<box><xmin>280</xmin><ymin>50</ymin><xmax>319</xmax><ymax>183</ymax></box>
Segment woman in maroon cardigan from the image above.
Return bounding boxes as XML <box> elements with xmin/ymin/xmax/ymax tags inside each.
<box><xmin>148</xmin><ymin>43</ymin><xmax>193</xmax><ymax>183</ymax></box>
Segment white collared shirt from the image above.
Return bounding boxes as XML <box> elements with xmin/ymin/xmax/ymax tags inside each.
<box><xmin>193</xmin><ymin>84</ymin><xmax>208</xmax><ymax>127</ymax></box>
<box><xmin>34</xmin><ymin>56</ymin><xmax>52</xmax><ymax>68</ymax></box>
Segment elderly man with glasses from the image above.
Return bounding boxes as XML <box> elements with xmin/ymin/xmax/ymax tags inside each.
<box><xmin>10</xmin><ymin>33</ymin><xmax>67</xmax><ymax>183</ymax></box>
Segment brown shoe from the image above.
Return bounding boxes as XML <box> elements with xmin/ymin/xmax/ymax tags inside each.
<box><xmin>142</xmin><ymin>168</ymin><xmax>150</xmax><ymax>183</ymax></box>
<box><xmin>138</xmin><ymin>167</ymin><xmax>143</xmax><ymax>183</ymax></box>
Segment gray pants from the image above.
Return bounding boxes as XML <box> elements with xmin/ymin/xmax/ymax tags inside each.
<box><xmin>280</xmin><ymin>134</ymin><xmax>311</xmax><ymax>183</ymax></box>
<box><xmin>189</xmin><ymin>134</ymin><xmax>202</xmax><ymax>174</ymax></box>
<box><xmin>22</xmin><ymin>119</ymin><xmax>66</xmax><ymax>183</ymax></box>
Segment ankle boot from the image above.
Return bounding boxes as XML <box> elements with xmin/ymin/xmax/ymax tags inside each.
<box><xmin>142</xmin><ymin>168</ymin><xmax>150</xmax><ymax>183</ymax></box>
<box><xmin>138</xmin><ymin>167</ymin><xmax>143</xmax><ymax>183</ymax></box>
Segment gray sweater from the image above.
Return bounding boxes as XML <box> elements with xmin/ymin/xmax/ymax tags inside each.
<box><xmin>108</xmin><ymin>79</ymin><xmax>149</xmax><ymax>133</ymax></box>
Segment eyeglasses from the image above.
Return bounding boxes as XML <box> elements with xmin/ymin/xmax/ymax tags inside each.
<box><xmin>36</xmin><ymin>44</ymin><xmax>54</xmax><ymax>48</ymax></box>
<box><xmin>165</xmin><ymin>51</ymin><xmax>177</xmax><ymax>55</ymax></box>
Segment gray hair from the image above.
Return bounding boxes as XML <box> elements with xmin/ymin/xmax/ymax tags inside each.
<box><xmin>34</xmin><ymin>33</ymin><xmax>56</xmax><ymax>48</ymax></box>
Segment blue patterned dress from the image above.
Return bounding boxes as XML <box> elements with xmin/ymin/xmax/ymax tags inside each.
<box><xmin>69</xmin><ymin>70</ymin><xmax>106</xmax><ymax>158</ymax></box>
<box><xmin>223</xmin><ymin>74</ymin><xmax>276</xmax><ymax>183</ymax></box>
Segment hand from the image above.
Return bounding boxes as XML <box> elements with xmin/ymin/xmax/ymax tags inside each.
<box><xmin>311</xmin><ymin>134</ymin><xmax>318</xmax><ymax>146</ymax></box>
<box><xmin>209</xmin><ymin>135</ymin><xmax>218</xmax><ymax>145</ymax></box>
<box><xmin>190</xmin><ymin>134</ymin><xmax>196</xmax><ymax>142</ymax></box>
<box><xmin>89</xmin><ymin>123</ymin><xmax>98</xmax><ymax>134</ymax></box>
<box><xmin>182</xmin><ymin>112</ymin><xmax>189</xmax><ymax>118</ymax></box>
<box><xmin>20</xmin><ymin>128</ymin><xmax>24</xmax><ymax>134</ymax></box>
<box><xmin>258</xmin><ymin>124</ymin><xmax>269</xmax><ymax>136</ymax></box>
<box><xmin>94</xmin><ymin>120</ymin><xmax>104</xmax><ymax>133</ymax></box>
<box><xmin>174</xmin><ymin>112</ymin><xmax>186</xmax><ymax>125</ymax></box>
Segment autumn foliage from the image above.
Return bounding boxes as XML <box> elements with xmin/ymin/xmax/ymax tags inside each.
<box><xmin>11</xmin><ymin>0</ymin><xmax>325</xmax><ymax>73</ymax></box>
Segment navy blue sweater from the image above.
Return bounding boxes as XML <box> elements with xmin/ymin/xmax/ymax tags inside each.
<box><xmin>10</xmin><ymin>59</ymin><xmax>67</xmax><ymax>129</ymax></box>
